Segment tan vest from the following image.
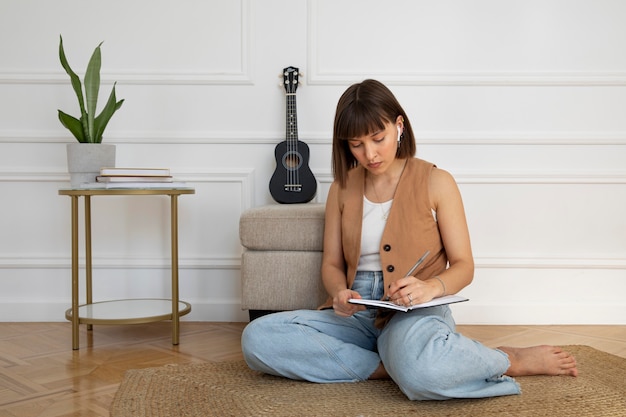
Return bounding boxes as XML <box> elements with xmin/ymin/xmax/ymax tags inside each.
<box><xmin>320</xmin><ymin>158</ymin><xmax>448</xmax><ymax>327</ymax></box>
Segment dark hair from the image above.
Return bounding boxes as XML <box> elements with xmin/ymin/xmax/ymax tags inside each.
<box><xmin>332</xmin><ymin>79</ymin><xmax>416</xmax><ymax>187</ymax></box>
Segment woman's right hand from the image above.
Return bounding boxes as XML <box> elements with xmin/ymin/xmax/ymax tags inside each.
<box><xmin>333</xmin><ymin>289</ymin><xmax>365</xmax><ymax>317</ymax></box>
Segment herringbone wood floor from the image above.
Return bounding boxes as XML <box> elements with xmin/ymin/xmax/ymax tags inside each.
<box><xmin>0</xmin><ymin>321</ymin><xmax>624</xmax><ymax>416</ymax></box>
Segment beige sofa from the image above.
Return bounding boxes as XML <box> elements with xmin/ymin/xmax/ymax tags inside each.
<box><xmin>239</xmin><ymin>203</ymin><xmax>328</xmax><ymax>320</ymax></box>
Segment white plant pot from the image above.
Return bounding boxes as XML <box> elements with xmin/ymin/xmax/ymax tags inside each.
<box><xmin>66</xmin><ymin>143</ymin><xmax>116</xmax><ymax>188</ymax></box>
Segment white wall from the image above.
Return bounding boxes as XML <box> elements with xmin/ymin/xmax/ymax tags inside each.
<box><xmin>0</xmin><ymin>0</ymin><xmax>624</xmax><ymax>324</ymax></box>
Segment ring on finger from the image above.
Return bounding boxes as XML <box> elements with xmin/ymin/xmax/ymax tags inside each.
<box><xmin>408</xmin><ymin>293</ymin><xmax>413</xmax><ymax>306</ymax></box>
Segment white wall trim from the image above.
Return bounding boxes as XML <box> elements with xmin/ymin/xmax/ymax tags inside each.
<box><xmin>414</xmin><ymin>131</ymin><xmax>626</xmax><ymax>146</ymax></box>
<box><xmin>306</xmin><ymin>69</ymin><xmax>626</xmax><ymax>87</ymax></box>
<box><xmin>0</xmin><ymin>69</ymin><xmax>254</xmax><ymax>86</ymax></box>
<box><xmin>0</xmin><ymin>255</ymin><xmax>240</xmax><ymax>270</ymax></box>
<box><xmin>2</xmin><ymin>169</ymin><xmax>624</xmax><ymax>186</ymax></box>
<box><xmin>3</xmin><ymin>130</ymin><xmax>626</xmax><ymax>145</ymax></box>
<box><xmin>475</xmin><ymin>257</ymin><xmax>626</xmax><ymax>270</ymax></box>
<box><xmin>1</xmin><ymin>255</ymin><xmax>622</xmax><ymax>271</ymax></box>
<box><xmin>453</xmin><ymin>172</ymin><xmax>626</xmax><ymax>185</ymax></box>
<box><xmin>0</xmin><ymin>167</ymin><xmax>255</xmax><ymax>181</ymax></box>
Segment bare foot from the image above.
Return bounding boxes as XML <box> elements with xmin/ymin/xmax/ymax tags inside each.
<box><xmin>368</xmin><ymin>362</ymin><xmax>390</xmax><ymax>380</ymax></box>
<box><xmin>499</xmin><ymin>345</ymin><xmax>578</xmax><ymax>377</ymax></box>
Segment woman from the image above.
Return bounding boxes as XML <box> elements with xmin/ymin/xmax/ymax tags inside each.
<box><xmin>241</xmin><ymin>79</ymin><xmax>577</xmax><ymax>400</ymax></box>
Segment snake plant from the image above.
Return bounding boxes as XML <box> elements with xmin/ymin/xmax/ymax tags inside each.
<box><xmin>57</xmin><ymin>35</ymin><xmax>124</xmax><ymax>143</ymax></box>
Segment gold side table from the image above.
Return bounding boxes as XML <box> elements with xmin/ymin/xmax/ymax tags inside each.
<box><xmin>59</xmin><ymin>188</ymin><xmax>195</xmax><ymax>350</ymax></box>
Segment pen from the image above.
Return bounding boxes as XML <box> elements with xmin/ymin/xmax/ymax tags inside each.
<box><xmin>405</xmin><ymin>250</ymin><xmax>430</xmax><ymax>277</ymax></box>
<box><xmin>383</xmin><ymin>250</ymin><xmax>431</xmax><ymax>302</ymax></box>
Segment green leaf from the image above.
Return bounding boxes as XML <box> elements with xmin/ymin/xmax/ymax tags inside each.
<box><xmin>93</xmin><ymin>83</ymin><xmax>124</xmax><ymax>143</ymax></box>
<box><xmin>84</xmin><ymin>42</ymin><xmax>103</xmax><ymax>143</ymax></box>
<box><xmin>58</xmin><ymin>36</ymin><xmax>124</xmax><ymax>143</ymax></box>
<box><xmin>58</xmin><ymin>35</ymin><xmax>89</xmax><ymax>140</ymax></box>
<box><xmin>58</xmin><ymin>110</ymin><xmax>86</xmax><ymax>142</ymax></box>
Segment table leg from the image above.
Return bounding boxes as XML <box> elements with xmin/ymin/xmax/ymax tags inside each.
<box><xmin>70</xmin><ymin>196</ymin><xmax>80</xmax><ymax>350</ymax></box>
<box><xmin>171</xmin><ymin>194</ymin><xmax>180</xmax><ymax>345</ymax></box>
<box><xmin>85</xmin><ymin>195</ymin><xmax>93</xmax><ymax>331</ymax></box>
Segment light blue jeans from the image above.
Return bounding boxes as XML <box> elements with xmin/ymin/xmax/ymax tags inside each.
<box><xmin>241</xmin><ymin>271</ymin><xmax>520</xmax><ymax>400</ymax></box>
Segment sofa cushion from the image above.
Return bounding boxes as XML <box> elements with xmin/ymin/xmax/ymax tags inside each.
<box><xmin>241</xmin><ymin>251</ymin><xmax>327</xmax><ymax>310</ymax></box>
<box><xmin>239</xmin><ymin>203</ymin><xmax>325</xmax><ymax>251</ymax></box>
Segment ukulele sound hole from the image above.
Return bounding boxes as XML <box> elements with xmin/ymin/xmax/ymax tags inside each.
<box><xmin>282</xmin><ymin>151</ymin><xmax>303</xmax><ymax>171</ymax></box>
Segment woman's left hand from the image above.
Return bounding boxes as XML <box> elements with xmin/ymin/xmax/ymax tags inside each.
<box><xmin>333</xmin><ymin>289</ymin><xmax>365</xmax><ymax>317</ymax></box>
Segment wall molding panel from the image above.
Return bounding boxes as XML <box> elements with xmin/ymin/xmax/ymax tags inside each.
<box><xmin>307</xmin><ymin>0</ymin><xmax>626</xmax><ymax>86</ymax></box>
<box><xmin>0</xmin><ymin>1</ymin><xmax>253</xmax><ymax>86</ymax></box>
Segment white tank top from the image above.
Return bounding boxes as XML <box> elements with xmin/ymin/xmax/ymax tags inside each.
<box><xmin>358</xmin><ymin>196</ymin><xmax>392</xmax><ymax>271</ymax></box>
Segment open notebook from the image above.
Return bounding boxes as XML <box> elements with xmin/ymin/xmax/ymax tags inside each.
<box><xmin>348</xmin><ymin>294</ymin><xmax>468</xmax><ymax>312</ymax></box>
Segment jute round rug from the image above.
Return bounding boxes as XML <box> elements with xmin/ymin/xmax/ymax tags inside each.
<box><xmin>110</xmin><ymin>345</ymin><xmax>626</xmax><ymax>417</ymax></box>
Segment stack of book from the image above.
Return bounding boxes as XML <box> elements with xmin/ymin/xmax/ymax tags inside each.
<box><xmin>82</xmin><ymin>167</ymin><xmax>187</xmax><ymax>189</ymax></box>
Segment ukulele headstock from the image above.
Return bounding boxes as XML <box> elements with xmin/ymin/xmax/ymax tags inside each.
<box><xmin>282</xmin><ymin>66</ymin><xmax>300</xmax><ymax>94</ymax></box>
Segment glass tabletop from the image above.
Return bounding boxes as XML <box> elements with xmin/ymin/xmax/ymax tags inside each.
<box><xmin>65</xmin><ymin>299</ymin><xmax>192</xmax><ymax>324</ymax></box>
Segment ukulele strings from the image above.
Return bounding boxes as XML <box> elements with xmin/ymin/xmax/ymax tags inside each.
<box><xmin>286</xmin><ymin>82</ymin><xmax>299</xmax><ymax>190</ymax></box>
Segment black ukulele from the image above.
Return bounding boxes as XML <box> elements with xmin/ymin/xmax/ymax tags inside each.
<box><xmin>269</xmin><ymin>66</ymin><xmax>317</xmax><ymax>204</ymax></box>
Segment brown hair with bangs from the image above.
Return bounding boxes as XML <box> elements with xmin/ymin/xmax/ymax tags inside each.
<box><xmin>332</xmin><ymin>79</ymin><xmax>416</xmax><ymax>187</ymax></box>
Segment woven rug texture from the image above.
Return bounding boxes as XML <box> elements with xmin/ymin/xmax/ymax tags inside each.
<box><xmin>110</xmin><ymin>345</ymin><xmax>626</xmax><ymax>417</ymax></box>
